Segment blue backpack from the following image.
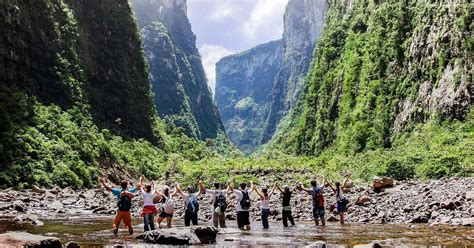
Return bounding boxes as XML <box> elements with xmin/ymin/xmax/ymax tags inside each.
<box><xmin>186</xmin><ymin>194</ymin><xmax>199</xmax><ymax>213</ymax></box>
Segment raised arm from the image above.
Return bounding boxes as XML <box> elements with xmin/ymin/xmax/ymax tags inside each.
<box><xmin>252</xmin><ymin>183</ymin><xmax>264</xmax><ymax>198</ymax></box>
<box><xmin>269</xmin><ymin>184</ymin><xmax>277</xmax><ymax>197</ymax></box>
<box><xmin>275</xmin><ymin>184</ymin><xmax>283</xmax><ymax>193</ymax></box>
<box><xmin>325</xmin><ymin>178</ymin><xmax>336</xmax><ymax>193</ymax></box>
<box><xmin>343</xmin><ymin>173</ymin><xmax>352</xmax><ymax>188</ymax></box>
<box><xmin>175</xmin><ymin>183</ymin><xmax>184</xmax><ymax>196</ymax></box>
<box><xmin>151</xmin><ymin>180</ymin><xmax>156</xmax><ymax>195</ymax></box>
<box><xmin>100</xmin><ymin>178</ymin><xmax>112</xmax><ymax>192</ymax></box>
<box><xmin>198</xmin><ymin>181</ymin><xmax>206</xmax><ymax>194</ymax></box>
<box><xmin>227</xmin><ymin>181</ymin><xmax>234</xmax><ymax>193</ymax></box>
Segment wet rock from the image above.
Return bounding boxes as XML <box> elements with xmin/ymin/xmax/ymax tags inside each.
<box><xmin>462</xmin><ymin>218</ymin><xmax>473</xmax><ymax>226</ymax></box>
<box><xmin>326</xmin><ymin>215</ymin><xmax>339</xmax><ymax>222</ymax></box>
<box><xmin>65</xmin><ymin>241</ymin><xmax>81</xmax><ymax>248</ymax></box>
<box><xmin>440</xmin><ymin>216</ymin><xmax>452</xmax><ymax>224</ymax></box>
<box><xmin>192</xmin><ymin>226</ymin><xmax>218</xmax><ymax>244</ymax></box>
<box><xmin>0</xmin><ymin>232</ymin><xmax>61</xmax><ymax>248</ymax></box>
<box><xmin>13</xmin><ymin>214</ymin><xmax>44</xmax><ymax>226</ymax></box>
<box><xmin>411</xmin><ymin>214</ymin><xmax>429</xmax><ymax>223</ymax></box>
<box><xmin>373</xmin><ymin>176</ymin><xmax>394</xmax><ymax>191</ymax></box>
<box><xmin>49</xmin><ymin>201</ymin><xmax>64</xmax><ymax>210</ymax></box>
<box><xmin>306</xmin><ymin>240</ymin><xmax>326</xmax><ymax>248</ymax></box>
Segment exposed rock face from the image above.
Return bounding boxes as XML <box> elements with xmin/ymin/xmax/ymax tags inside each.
<box><xmin>214</xmin><ymin>0</ymin><xmax>326</xmax><ymax>152</ymax></box>
<box><xmin>215</xmin><ymin>40</ymin><xmax>282</xmax><ymax>153</ymax></box>
<box><xmin>131</xmin><ymin>0</ymin><xmax>225</xmax><ymax>140</ymax></box>
<box><xmin>0</xmin><ymin>0</ymin><xmax>157</xmax><ymax>141</ymax></box>
<box><xmin>261</xmin><ymin>0</ymin><xmax>326</xmax><ymax>143</ymax></box>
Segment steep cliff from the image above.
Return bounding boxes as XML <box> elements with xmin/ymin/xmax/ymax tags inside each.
<box><xmin>0</xmin><ymin>0</ymin><xmax>159</xmax><ymax>187</ymax></box>
<box><xmin>261</xmin><ymin>0</ymin><xmax>326</xmax><ymax>143</ymax></box>
<box><xmin>215</xmin><ymin>40</ymin><xmax>282</xmax><ymax>153</ymax></box>
<box><xmin>282</xmin><ymin>0</ymin><xmax>473</xmax><ymax>156</ymax></box>
<box><xmin>131</xmin><ymin>0</ymin><xmax>225</xmax><ymax>140</ymax></box>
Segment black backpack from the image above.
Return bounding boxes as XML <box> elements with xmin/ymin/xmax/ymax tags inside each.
<box><xmin>118</xmin><ymin>192</ymin><xmax>132</xmax><ymax>211</ymax></box>
<box><xmin>186</xmin><ymin>194</ymin><xmax>199</xmax><ymax>213</ymax></box>
<box><xmin>240</xmin><ymin>190</ymin><xmax>251</xmax><ymax>210</ymax></box>
<box><xmin>214</xmin><ymin>191</ymin><xmax>227</xmax><ymax>212</ymax></box>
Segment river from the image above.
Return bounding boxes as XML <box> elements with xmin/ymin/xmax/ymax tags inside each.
<box><xmin>1</xmin><ymin>217</ymin><xmax>473</xmax><ymax>247</ymax></box>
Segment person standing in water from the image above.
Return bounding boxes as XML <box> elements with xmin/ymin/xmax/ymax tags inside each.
<box><xmin>199</xmin><ymin>181</ymin><xmax>227</xmax><ymax>228</ymax></box>
<box><xmin>251</xmin><ymin>182</ymin><xmax>276</xmax><ymax>229</ymax></box>
<box><xmin>139</xmin><ymin>176</ymin><xmax>157</xmax><ymax>231</ymax></box>
<box><xmin>228</xmin><ymin>181</ymin><xmax>252</xmax><ymax>231</ymax></box>
<box><xmin>275</xmin><ymin>184</ymin><xmax>296</xmax><ymax>227</ymax></box>
<box><xmin>155</xmin><ymin>186</ymin><xmax>177</xmax><ymax>228</ymax></box>
<box><xmin>297</xmin><ymin>177</ymin><xmax>326</xmax><ymax>226</ymax></box>
<box><xmin>326</xmin><ymin>173</ymin><xmax>351</xmax><ymax>224</ymax></box>
<box><xmin>100</xmin><ymin>177</ymin><xmax>141</xmax><ymax>235</ymax></box>
<box><xmin>175</xmin><ymin>183</ymin><xmax>200</xmax><ymax>226</ymax></box>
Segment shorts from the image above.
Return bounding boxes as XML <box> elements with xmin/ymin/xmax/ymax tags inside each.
<box><xmin>159</xmin><ymin>211</ymin><xmax>173</xmax><ymax>218</ymax></box>
<box><xmin>237</xmin><ymin>211</ymin><xmax>250</xmax><ymax>228</ymax></box>
<box><xmin>113</xmin><ymin>210</ymin><xmax>132</xmax><ymax>229</ymax></box>
<box><xmin>336</xmin><ymin>201</ymin><xmax>347</xmax><ymax>213</ymax></box>
<box><xmin>312</xmin><ymin>207</ymin><xmax>325</xmax><ymax>220</ymax></box>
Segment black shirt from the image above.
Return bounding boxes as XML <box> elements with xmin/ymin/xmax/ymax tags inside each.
<box><xmin>282</xmin><ymin>191</ymin><xmax>291</xmax><ymax>207</ymax></box>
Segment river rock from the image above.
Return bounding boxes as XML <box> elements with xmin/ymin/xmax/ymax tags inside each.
<box><xmin>306</xmin><ymin>240</ymin><xmax>326</xmax><ymax>248</ymax></box>
<box><xmin>0</xmin><ymin>232</ymin><xmax>61</xmax><ymax>248</ymax></box>
<box><xmin>65</xmin><ymin>241</ymin><xmax>81</xmax><ymax>248</ymax></box>
<box><xmin>32</xmin><ymin>185</ymin><xmax>46</xmax><ymax>194</ymax></box>
<box><xmin>49</xmin><ymin>201</ymin><xmax>64</xmax><ymax>210</ymax></box>
<box><xmin>136</xmin><ymin>227</ymin><xmax>217</xmax><ymax>245</ymax></box>
<box><xmin>13</xmin><ymin>214</ymin><xmax>44</xmax><ymax>226</ymax></box>
<box><xmin>441</xmin><ymin>200</ymin><xmax>456</xmax><ymax>210</ymax></box>
<box><xmin>466</xmin><ymin>191</ymin><xmax>474</xmax><ymax>201</ymax></box>
<box><xmin>192</xmin><ymin>226</ymin><xmax>218</xmax><ymax>244</ymax></box>
<box><xmin>373</xmin><ymin>177</ymin><xmax>394</xmax><ymax>191</ymax></box>
<box><xmin>355</xmin><ymin>195</ymin><xmax>371</xmax><ymax>206</ymax></box>
<box><xmin>326</xmin><ymin>215</ymin><xmax>339</xmax><ymax>222</ymax></box>
<box><xmin>462</xmin><ymin>218</ymin><xmax>473</xmax><ymax>226</ymax></box>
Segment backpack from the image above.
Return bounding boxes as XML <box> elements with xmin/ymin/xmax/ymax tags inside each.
<box><xmin>240</xmin><ymin>190</ymin><xmax>251</xmax><ymax>210</ymax></box>
<box><xmin>118</xmin><ymin>192</ymin><xmax>132</xmax><ymax>211</ymax></box>
<box><xmin>186</xmin><ymin>194</ymin><xmax>199</xmax><ymax>213</ymax></box>
<box><xmin>214</xmin><ymin>191</ymin><xmax>227</xmax><ymax>212</ymax></box>
<box><xmin>313</xmin><ymin>188</ymin><xmax>325</xmax><ymax>208</ymax></box>
<box><xmin>162</xmin><ymin>196</ymin><xmax>174</xmax><ymax>214</ymax></box>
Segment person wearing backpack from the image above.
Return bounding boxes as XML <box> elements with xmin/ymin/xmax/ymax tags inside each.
<box><xmin>297</xmin><ymin>177</ymin><xmax>326</xmax><ymax>226</ymax></box>
<box><xmin>100</xmin><ymin>177</ymin><xmax>141</xmax><ymax>235</ymax></box>
<box><xmin>176</xmin><ymin>183</ymin><xmax>201</xmax><ymax>226</ymax></box>
<box><xmin>199</xmin><ymin>181</ymin><xmax>227</xmax><ymax>228</ymax></box>
<box><xmin>139</xmin><ymin>176</ymin><xmax>157</xmax><ymax>231</ymax></box>
<box><xmin>275</xmin><ymin>184</ymin><xmax>297</xmax><ymax>227</ymax></box>
<box><xmin>228</xmin><ymin>181</ymin><xmax>252</xmax><ymax>230</ymax></box>
<box><xmin>155</xmin><ymin>186</ymin><xmax>177</xmax><ymax>228</ymax></box>
<box><xmin>251</xmin><ymin>182</ymin><xmax>277</xmax><ymax>229</ymax></box>
<box><xmin>325</xmin><ymin>173</ymin><xmax>351</xmax><ymax>224</ymax></box>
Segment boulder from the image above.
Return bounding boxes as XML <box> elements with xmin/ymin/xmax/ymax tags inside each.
<box><xmin>0</xmin><ymin>232</ymin><xmax>61</xmax><ymax>248</ymax></box>
<box><xmin>13</xmin><ymin>214</ymin><xmax>44</xmax><ymax>226</ymax></box>
<box><xmin>49</xmin><ymin>201</ymin><xmax>64</xmax><ymax>210</ymax></box>
<box><xmin>65</xmin><ymin>241</ymin><xmax>81</xmax><ymax>248</ymax></box>
<box><xmin>32</xmin><ymin>185</ymin><xmax>46</xmax><ymax>194</ymax></box>
<box><xmin>355</xmin><ymin>195</ymin><xmax>371</xmax><ymax>206</ymax></box>
<box><xmin>462</xmin><ymin>218</ymin><xmax>473</xmax><ymax>226</ymax></box>
<box><xmin>466</xmin><ymin>191</ymin><xmax>474</xmax><ymax>201</ymax></box>
<box><xmin>372</xmin><ymin>177</ymin><xmax>394</xmax><ymax>191</ymax></box>
<box><xmin>326</xmin><ymin>215</ymin><xmax>339</xmax><ymax>222</ymax></box>
<box><xmin>441</xmin><ymin>200</ymin><xmax>456</xmax><ymax>210</ymax></box>
<box><xmin>306</xmin><ymin>240</ymin><xmax>326</xmax><ymax>248</ymax></box>
<box><xmin>136</xmin><ymin>227</ymin><xmax>218</xmax><ymax>245</ymax></box>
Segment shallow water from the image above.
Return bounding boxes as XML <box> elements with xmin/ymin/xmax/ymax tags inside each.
<box><xmin>0</xmin><ymin>217</ymin><xmax>473</xmax><ymax>247</ymax></box>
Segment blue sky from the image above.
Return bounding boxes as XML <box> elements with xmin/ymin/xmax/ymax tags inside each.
<box><xmin>187</xmin><ymin>0</ymin><xmax>288</xmax><ymax>93</ymax></box>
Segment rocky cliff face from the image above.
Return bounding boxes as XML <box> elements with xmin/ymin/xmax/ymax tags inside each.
<box><xmin>261</xmin><ymin>0</ymin><xmax>326</xmax><ymax>143</ymax></box>
<box><xmin>215</xmin><ymin>40</ymin><xmax>282</xmax><ymax>153</ymax></box>
<box><xmin>287</xmin><ymin>0</ymin><xmax>473</xmax><ymax>155</ymax></box>
<box><xmin>0</xmin><ymin>0</ymin><xmax>157</xmax><ymax>141</ymax></box>
<box><xmin>131</xmin><ymin>0</ymin><xmax>225</xmax><ymax>140</ymax></box>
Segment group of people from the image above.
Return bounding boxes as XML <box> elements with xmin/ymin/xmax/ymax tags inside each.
<box><xmin>100</xmin><ymin>174</ymin><xmax>352</xmax><ymax>235</ymax></box>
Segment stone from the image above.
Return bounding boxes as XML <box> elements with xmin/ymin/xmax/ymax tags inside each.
<box><xmin>441</xmin><ymin>200</ymin><xmax>456</xmax><ymax>210</ymax></box>
<box><xmin>440</xmin><ymin>216</ymin><xmax>452</xmax><ymax>224</ymax></box>
<box><xmin>466</xmin><ymin>191</ymin><xmax>474</xmax><ymax>201</ymax></box>
<box><xmin>49</xmin><ymin>201</ymin><xmax>64</xmax><ymax>210</ymax></box>
<box><xmin>355</xmin><ymin>195</ymin><xmax>371</xmax><ymax>206</ymax></box>
<box><xmin>373</xmin><ymin>176</ymin><xmax>394</xmax><ymax>191</ymax></box>
<box><xmin>32</xmin><ymin>185</ymin><xmax>46</xmax><ymax>194</ymax></box>
<box><xmin>136</xmin><ymin>227</ymin><xmax>217</xmax><ymax>245</ymax></box>
<box><xmin>0</xmin><ymin>232</ymin><xmax>61</xmax><ymax>248</ymax></box>
<box><xmin>65</xmin><ymin>241</ymin><xmax>81</xmax><ymax>248</ymax></box>
<box><xmin>462</xmin><ymin>218</ymin><xmax>473</xmax><ymax>226</ymax></box>
<box><xmin>326</xmin><ymin>215</ymin><xmax>339</xmax><ymax>222</ymax></box>
<box><xmin>306</xmin><ymin>240</ymin><xmax>326</xmax><ymax>248</ymax></box>
<box><xmin>192</xmin><ymin>226</ymin><xmax>218</xmax><ymax>244</ymax></box>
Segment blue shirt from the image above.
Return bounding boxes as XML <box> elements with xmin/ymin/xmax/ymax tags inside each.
<box><xmin>112</xmin><ymin>187</ymin><xmax>137</xmax><ymax>201</ymax></box>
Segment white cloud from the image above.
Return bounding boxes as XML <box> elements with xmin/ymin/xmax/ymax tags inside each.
<box><xmin>241</xmin><ymin>0</ymin><xmax>288</xmax><ymax>42</ymax></box>
<box><xmin>208</xmin><ymin>2</ymin><xmax>239</xmax><ymax>21</ymax></box>
<box><xmin>199</xmin><ymin>44</ymin><xmax>234</xmax><ymax>94</ymax></box>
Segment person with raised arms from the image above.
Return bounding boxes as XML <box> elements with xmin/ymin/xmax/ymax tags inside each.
<box><xmin>139</xmin><ymin>176</ymin><xmax>157</xmax><ymax>231</ymax></box>
<box><xmin>297</xmin><ymin>177</ymin><xmax>326</xmax><ymax>226</ymax></box>
<box><xmin>100</xmin><ymin>177</ymin><xmax>141</xmax><ymax>235</ymax></box>
<box><xmin>325</xmin><ymin>173</ymin><xmax>351</xmax><ymax>224</ymax></box>
<box><xmin>227</xmin><ymin>181</ymin><xmax>252</xmax><ymax>231</ymax></box>
<box><xmin>199</xmin><ymin>181</ymin><xmax>227</xmax><ymax>228</ymax></box>
<box><xmin>275</xmin><ymin>184</ymin><xmax>297</xmax><ymax>227</ymax></box>
<box><xmin>251</xmin><ymin>182</ymin><xmax>277</xmax><ymax>229</ymax></box>
<box><xmin>175</xmin><ymin>183</ymin><xmax>201</xmax><ymax>226</ymax></box>
<box><xmin>155</xmin><ymin>185</ymin><xmax>178</xmax><ymax>228</ymax></box>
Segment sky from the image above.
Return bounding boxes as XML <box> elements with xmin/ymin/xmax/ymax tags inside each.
<box><xmin>187</xmin><ymin>0</ymin><xmax>288</xmax><ymax>93</ymax></box>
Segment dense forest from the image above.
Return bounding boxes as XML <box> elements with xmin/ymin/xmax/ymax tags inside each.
<box><xmin>0</xmin><ymin>0</ymin><xmax>472</xmax><ymax>190</ymax></box>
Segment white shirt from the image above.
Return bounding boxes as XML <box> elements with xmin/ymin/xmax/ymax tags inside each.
<box><xmin>206</xmin><ymin>189</ymin><xmax>226</xmax><ymax>205</ymax></box>
<box><xmin>141</xmin><ymin>189</ymin><xmax>155</xmax><ymax>206</ymax></box>
<box><xmin>261</xmin><ymin>197</ymin><xmax>270</xmax><ymax>210</ymax></box>
<box><xmin>336</xmin><ymin>188</ymin><xmax>345</xmax><ymax>201</ymax></box>
<box><xmin>232</xmin><ymin>189</ymin><xmax>249</xmax><ymax>212</ymax></box>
